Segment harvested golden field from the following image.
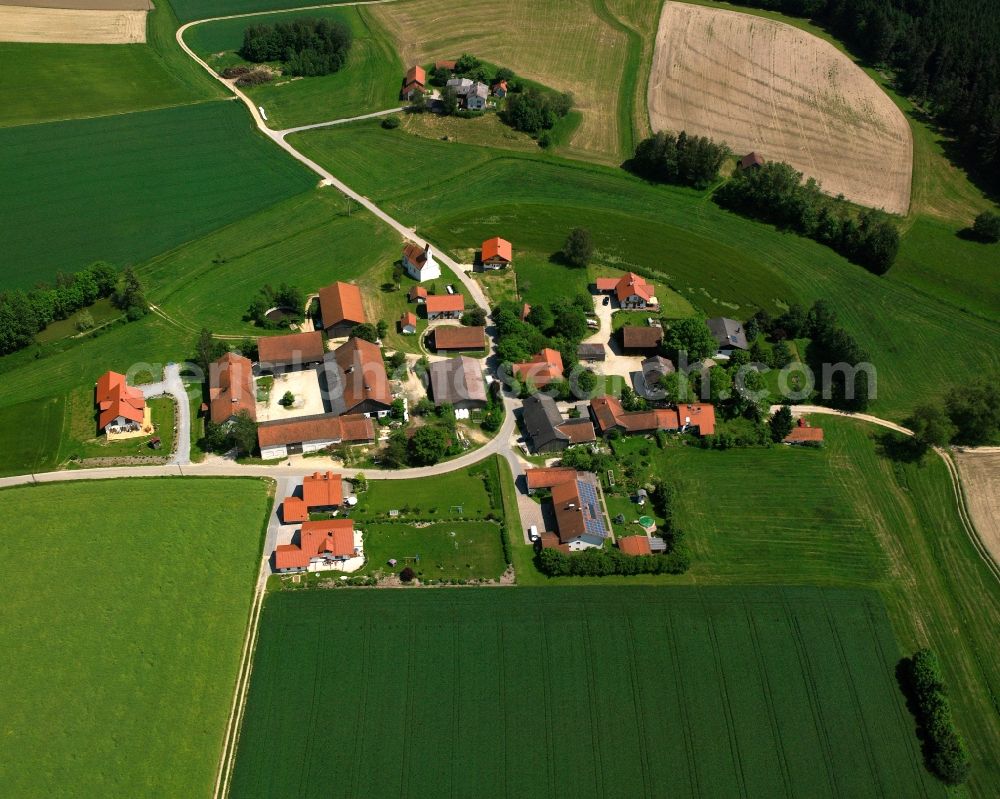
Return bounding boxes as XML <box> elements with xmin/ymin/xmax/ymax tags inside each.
<box><xmin>370</xmin><ymin>0</ymin><xmax>630</xmax><ymax>163</ymax></box>
<box><xmin>0</xmin><ymin>4</ymin><xmax>146</xmax><ymax>43</ymax></box>
<box><xmin>0</xmin><ymin>0</ymin><xmax>150</xmax><ymax>8</ymax></box>
<box><xmin>955</xmin><ymin>450</ymin><xmax>1000</xmax><ymax>571</ymax></box>
<box><xmin>648</xmin><ymin>2</ymin><xmax>912</xmax><ymax>214</ymax></box>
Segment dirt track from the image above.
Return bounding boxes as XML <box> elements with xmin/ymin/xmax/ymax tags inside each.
<box><xmin>0</xmin><ymin>4</ymin><xmax>146</xmax><ymax>42</ymax></box>
<box><xmin>955</xmin><ymin>450</ymin><xmax>1000</xmax><ymax>571</ymax></box>
<box><xmin>648</xmin><ymin>2</ymin><xmax>912</xmax><ymax>214</ymax></box>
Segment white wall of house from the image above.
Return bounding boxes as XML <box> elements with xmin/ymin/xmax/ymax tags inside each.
<box><xmin>403</xmin><ymin>252</ymin><xmax>441</xmax><ymax>282</ymax></box>
<box><xmin>261</xmin><ymin>444</ymin><xmax>288</xmax><ymax>460</ymax></box>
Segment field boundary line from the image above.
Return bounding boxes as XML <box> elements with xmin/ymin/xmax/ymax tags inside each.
<box><xmin>212</xmin><ymin>564</ymin><xmax>267</xmax><ymax>799</ymax></box>
<box><xmin>938</xmin><ymin>448</ymin><xmax>1000</xmax><ymax>582</ymax></box>
<box><xmin>743</xmin><ymin>601</ymin><xmax>793</xmax><ymax>798</ymax></box>
<box><xmin>622</xmin><ymin>615</ymin><xmax>653</xmax><ymax>799</ymax></box>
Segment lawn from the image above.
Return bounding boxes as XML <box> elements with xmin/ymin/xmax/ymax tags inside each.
<box><xmin>230</xmin><ymin>585</ymin><xmax>941</xmax><ymax>798</ymax></box>
<box><xmin>509</xmin><ymin>417</ymin><xmax>1000</xmax><ymax>795</ymax></box>
<box><xmin>0</xmin><ymin>101</ymin><xmax>315</xmax><ymax>291</ymax></box>
<box><xmin>184</xmin><ymin>6</ymin><xmax>402</xmax><ymax>129</ymax></box>
<box><xmin>0</xmin><ymin>395</ymin><xmax>65</xmax><ymax>477</ymax></box>
<box><xmin>33</xmin><ymin>298</ymin><xmax>122</xmax><ymax>345</ymax></box>
<box><xmin>0</xmin><ymin>3</ymin><xmax>222</xmax><ymax>128</ymax></box>
<box><xmin>356</xmin><ymin>520</ymin><xmax>506</xmax><ymax>581</ymax></box>
<box><xmin>0</xmin><ymin>477</ymin><xmax>271</xmax><ymax>797</ymax></box>
<box><xmin>290</xmin><ymin>121</ymin><xmax>998</xmax><ymax>419</ymax></box>
<box><xmin>56</xmin><ymin>388</ymin><xmax>176</xmax><ymax>463</ymax></box>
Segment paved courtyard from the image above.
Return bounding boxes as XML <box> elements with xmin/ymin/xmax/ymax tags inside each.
<box><xmin>256</xmin><ymin>369</ymin><xmax>326</xmax><ymax>422</ymax></box>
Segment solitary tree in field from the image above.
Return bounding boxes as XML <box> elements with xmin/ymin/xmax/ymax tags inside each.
<box><xmin>972</xmin><ymin>211</ymin><xmax>1000</xmax><ymax>243</ymax></box>
<box><xmin>563</xmin><ymin>227</ymin><xmax>593</xmax><ymax>267</ymax></box>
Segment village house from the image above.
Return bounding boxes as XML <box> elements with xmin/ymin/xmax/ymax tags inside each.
<box><xmin>620</xmin><ymin>325</ymin><xmax>663</xmax><ymax>353</ymax></box>
<box><xmin>446</xmin><ymin>77</ymin><xmax>473</xmax><ymax>96</ymax></box>
<box><xmin>399</xmin><ymin>312</ymin><xmax>417</xmax><ymax>335</ymax></box>
<box><xmin>208</xmin><ymin>352</ymin><xmax>256</xmax><ymax>426</ymax></box>
<box><xmin>596</xmin><ymin>272</ymin><xmax>658</xmax><ymax>309</ymax></box>
<box><xmin>784</xmin><ymin>418</ymin><xmax>824</xmax><ymax>445</ymax></box>
<box><xmin>274</xmin><ymin>519</ymin><xmax>362</xmax><ymax>573</ymax></box>
<box><xmin>492</xmin><ymin>79</ymin><xmax>508</xmax><ymax>98</ymax></box>
<box><xmin>466</xmin><ymin>81</ymin><xmax>489</xmax><ymax>110</ymax></box>
<box><xmin>408</xmin><ymin>285</ymin><xmax>428</xmax><ymax>304</ymax></box>
<box><xmin>577</xmin><ymin>342</ymin><xmax>606</xmax><ymax>363</ymax></box>
<box><xmin>402</xmin><ymin>242</ymin><xmax>441</xmax><ymax>282</ymax></box>
<box><xmin>433</xmin><ymin>325</ymin><xmax>485</xmax><ymax>352</ymax></box>
<box><xmin>739</xmin><ymin>151</ymin><xmax>765</xmax><ymax>171</ymax></box>
<box><xmin>95</xmin><ymin>370</ymin><xmax>147</xmax><ymax>434</ymax></box>
<box><xmin>257</xmin><ymin>331</ymin><xmax>326</xmax><ymax>375</ymax></box>
<box><xmin>435</xmin><ymin>60</ymin><xmax>457</xmax><ymax>72</ymax></box>
<box><xmin>425</xmin><ymin>294</ymin><xmax>465</xmax><ymax>321</ymax></box>
<box><xmin>524</xmin><ymin>467</ymin><xmax>577</xmax><ymax>494</ymax></box>
<box><xmin>257</xmin><ymin>413</ymin><xmax>374</xmax><ymax>460</ymax></box>
<box><xmin>480</xmin><ymin>236</ymin><xmax>512</xmax><ymax>270</ymax></box>
<box><xmin>706</xmin><ymin>317</ymin><xmax>748</xmax><ymax>353</ymax></box>
<box><xmin>522</xmin><ymin>393</ymin><xmax>596</xmax><ymax>453</ymax></box>
<box><xmin>281</xmin><ymin>496</ymin><xmax>309</xmax><ymax>524</ymax></box>
<box><xmin>513</xmin><ymin>347</ymin><xmax>564</xmax><ymax>388</ymax></box>
<box><xmin>318</xmin><ymin>281</ymin><xmax>365</xmax><ymax>337</ymax></box>
<box><xmin>428</xmin><ymin>356</ymin><xmax>488</xmax><ymax>411</ymax></box>
<box><xmin>631</xmin><ymin>355</ymin><xmax>675</xmax><ymax>402</ymax></box>
<box><xmin>589</xmin><ymin>395</ymin><xmax>716</xmax><ymax>437</ymax></box>
<box><xmin>400</xmin><ymin>65</ymin><xmax>425</xmax><ymax>100</ymax></box>
<box><xmin>302</xmin><ymin>471</ymin><xmax>343</xmax><ymax>510</ymax></box>
<box><xmin>322</xmin><ymin>337</ymin><xmax>393</xmax><ymax>417</ymax></box>
<box><xmin>544</xmin><ymin>471</ymin><xmax>611</xmax><ymax>551</ymax></box>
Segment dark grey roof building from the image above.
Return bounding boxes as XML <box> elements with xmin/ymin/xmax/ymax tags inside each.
<box><xmin>631</xmin><ymin>355</ymin><xmax>675</xmax><ymax>401</ymax></box>
<box><xmin>706</xmin><ymin>317</ymin><xmax>748</xmax><ymax>351</ymax></box>
<box><xmin>522</xmin><ymin>394</ymin><xmax>596</xmax><ymax>453</ymax></box>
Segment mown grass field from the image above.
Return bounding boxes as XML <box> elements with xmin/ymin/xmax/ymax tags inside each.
<box><xmin>0</xmin><ymin>101</ymin><xmax>315</xmax><ymax>292</ymax></box>
<box><xmin>292</xmin><ymin>121</ymin><xmax>998</xmax><ymax>418</ymax></box>
<box><xmin>510</xmin><ymin>417</ymin><xmax>1000</xmax><ymax>795</ymax></box>
<box><xmin>357</xmin><ymin>521</ymin><xmax>506</xmax><ymax>580</ymax></box>
<box><xmin>0</xmin><ymin>3</ymin><xmax>222</xmax><ymax>128</ymax></box>
<box><xmin>185</xmin><ymin>6</ymin><xmax>401</xmax><ymax>129</ymax></box>
<box><xmin>171</xmin><ymin>0</ymin><xmax>353</xmax><ymax>23</ymax></box>
<box><xmin>0</xmin><ymin>478</ymin><xmax>271</xmax><ymax>798</ymax></box>
<box><xmin>231</xmin><ymin>585</ymin><xmax>941</xmax><ymax>798</ymax></box>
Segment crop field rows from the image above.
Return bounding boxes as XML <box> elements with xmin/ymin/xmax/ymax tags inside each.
<box><xmin>229</xmin><ymin>586</ymin><xmax>941</xmax><ymax>798</ymax></box>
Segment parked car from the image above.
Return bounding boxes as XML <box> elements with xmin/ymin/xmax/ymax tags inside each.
<box><xmin>602</xmin><ymin>296</ymin><xmax>610</xmax><ymax>306</ymax></box>
<box><xmin>528</xmin><ymin>525</ymin><xmax>540</xmax><ymax>542</ymax></box>
<box><xmin>446</xmin><ymin>284</ymin><xmax>456</xmax><ymax>294</ymax></box>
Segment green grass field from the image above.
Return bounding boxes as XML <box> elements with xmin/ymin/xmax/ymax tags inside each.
<box><xmin>231</xmin><ymin>585</ymin><xmax>941</xmax><ymax>798</ymax></box>
<box><xmin>171</xmin><ymin>0</ymin><xmax>355</xmax><ymax>22</ymax></box>
<box><xmin>0</xmin><ymin>3</ymin><xmax>223</xmax><ymax>128</ymax></box>
<box><xmin>291</xmin><ymin>121</ymin><xmax>998</xmax><ymax>419</ymax></box>
<box><xmin>510</xmin><ymin>417</ymin><xmax>1000</xmax><ymax>795</ymax></box>
<box><xmin>0</xmin><ymin>101</ymin><xmax>315</xmax><ymax>292</ymax></box>
<box><xmin>185</xmin><ymin>6</ymin><xmax>401</xmax><ymax>129</ymax></box>
<box><xmin>0</xmin><ymin>477</ymin><xmax>271</xmax><ymax>797</ymax></box>
<box><xmin>357</xmin><ymin>520</ymin><xmax>506</xmax><ymax>580</ymax></box>
<box><xmin>354</xmin><ymin>459</ymin><xmax>502</xmax><ymax>521</ymax></box>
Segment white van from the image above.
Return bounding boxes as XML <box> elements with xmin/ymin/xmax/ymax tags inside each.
<box><xmin>528</xmin><ymin>525</ymin><xmax>539</xmax><ymax>542</ymax></box>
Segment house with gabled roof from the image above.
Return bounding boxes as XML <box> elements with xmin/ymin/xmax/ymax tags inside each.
<box><xmin>425</xmin><ymin>294</ymin><xmax>465</xmax><ymax>320</ymax></box>
<box><xmin>433</xmin><ymin>325</ymin><xmax>485</xmax><ymax>351</ymax></box>
<box><xmin>257</xmin><ymin>331</ymin><xmax>326</xmax><ymax>374</ymax></box>
<box><xmin>428</xmin><ymin>356</ymin><xmax>488</xmax><ymax>410</ymax></box>
<box><xmin>402</xmin><ymin>242</ymin><xmax>441</xmax><ymax>282</ymax></box>
<box><xmin>513</xmin><ymin>348</ymin><xmax>564</xmax><ymax>388</ymax></box>
<box><xmin>522</xmin><ymin>394</ymin><xmax>596</xmax><ymax>453</ymax></box>
<box><xmin>621</xmin><ymin>325</ymin><xmax>663</xmax><ymax>352</ymax></box>
<box><xmin>399</xmin><ymin>312</ymin><xmax>417</xmax><ymax>335</ymax></box>
<box><xmin>549</xmin><ymin>471</ymin><xmax>611</xmax><ymax>551</ymax></box>
<box><xmin>209</xmin><ymin>352</ymin><xmax>256</xmax><ymax>426</ymax></box>
<box><xmin>274</xmin><ymin>518</ymin><xmax>362</xmax><ymax>573</ymax></box>
<box><xmin>318</xmin><ymin>281</ymin><xmax>365</xmax><ymax>337</ymax></box>
<box><xmin>408</xmin><ymin>285</ymin><xmax>428</xmax><ymax>304</ymax></box>
<box><xmin>302</xmin><ymin>471</ymin><xmax>343</xmax><ymax>509</ymax></box>
<box><xmin>321</xmin><ymin>337</ymin><xmax>393</xmax><ymax>417</ymax></box>
<box><xmin>401</xmin><ymin>65</ymin><xmax>425</xmax><ymax>100</ymax></box>
<box><xmin>739</xmin><ymin>152</ymin><xmax>765</xmax><ymax>171</ymax></box>
<box><xmin>595</xmin><ymin>272</ymin><xmax>658</xmax><ymax>309</ymax></box>
<box><xmin>257</xmin><ymin>413</ymin><xmax>375</xmax><ymax>460</ymax></box>
<box><xmin>480</xmin><ymin>236</ymin><xmax>512</xmax><ymax>270</ymax></box>
<box><xmin>706</xmin><ymin>317</ymin><xmax>748</xmax><ymax>353</ymax></box>
<box><xmin>784</xmin><ymin>418</ymin><xmax>823</xmax><ymax>445</ymax></box>
<box><xmin>95</xmin><ymin>370</ymin><xmax>147</xmax><ymax>433</ymax></box>
<box><xmin>590</xmin><ymin>395</ymin><xmax>715</xmax><ymax>437</ymax></box>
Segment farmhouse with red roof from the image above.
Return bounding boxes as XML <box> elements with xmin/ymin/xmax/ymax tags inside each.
<box><xmin>513</xmin><ymin>348</ymin><xmax>564</xmax><ymax>388</ymax></box>
<box><xmin>319</xmin><ymin>281</ymin><xmax>365</xmax><ymax>337</ymax></box>
<box><xmin>400</xmin><ymin>65</ymin><xmax>425</xmax><ymax>100</ymax></box>
<box><xmin>95</xmin><ymin>371</ymin><xmax>148</xmax><ymax>434</ymax></box>
<box><xmin>274</xmin><ymin>519</ymin><xmax>362</xmax><ymax>573</ymax></box>
<box><xmin>595</xmin><ymin>272</ymin><xmax>658</xmax><ymax>309</ymax></box>
<box><xmin>480</xmin><ymin>237</ymin><xmax>512</xmax><ymax>270</ymax></box>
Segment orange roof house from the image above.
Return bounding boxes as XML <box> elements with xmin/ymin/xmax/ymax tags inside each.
<box><xmin>400</xmin><ymin>312</ymin><xmax>418</xmax><ymax>334</ymax></box>
<box><xmin>618</xmin><ymin>535</ymin><xmax>652</xmax><ymax>556</ymax></box>
<box><xmin>784</xmin><ymin>418</ymin><xmax>823</xmax><ymax>444</ymax></box>
<box><xmin>408</xmin><ymin>285</ymin><xmax>428</xmax><ymax>303</ymax></box>
<box><xmin>258</xmin><ymin>331</ymin><xmax>326</xmax><ymax>372</ymax></box>
<box><xmin>595</xmin><ymin>272</ymin><xmax>657</xmax><ymax>309</ymax></box>
<box><xmin>513</xmin><ymin>348</ymin><xmax>564</xmax><ymax>388</ymax></box>
<box><xmin>433</xmin><ymin>325</ymin><xmax>485</xmax><ymax>351</ymax></box>
<box><xmin>209</xmin><ymin>352</ymin><xmax>256</xmax><ymax>425</ymax></box>
<box><xmin>401</xmin><ymin>65</ymin><xmax>426</xmax><ymax>99</ymax></box>
<box><xmin>96</xmin><ymin>371</ymin><xmax>146</xmax><ymax>431</ymax></box>
<box><xmin>589</xmin><ymin>395</ymin><xmax>707</xmax><ymax>437</ymax></box>
<box><xmin>425</xmin><ymin>293</ymin><xmax>465</xmax><ymax>319</ymax></box>
<box><xmin>274</xmin><ymin>519</ymin><xmax>357</xmax><ymax>571</ymax></box>
<box><xmin>481</xmin><ymin>237</ymin><xmax>512</xmax><ymax>268</ymax></box>
<box><xmin>525</xmin><ymin>467</ymin><xmax>577</xmax><ymax>492</ymax></box>
<box><xmin>319</xmin><ymin>281</ymin><xmax>365</xmax><ymax>335</ymax></box>
<box><xmin>282</xmin><ymin>496</ymin><xmax>309</xmax><ymax>524</ymax></box>
<box><xmin>302</xmin><ymin>471</ymin><xmax>343</xmax><ymax>509</ymax></box>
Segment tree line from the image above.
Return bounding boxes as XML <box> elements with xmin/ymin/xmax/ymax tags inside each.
<box><xmin>240</xmin><ymin>18</ymin><xmax>352</xmax><ymax>77</ymax></box>
<box><xmin>723</xmin><ymin>0</ymin><xmax>1000</xmax><ymax>186</ymax></box>
<box><xmin>0</xmin><ymin>263</ymin><xmax>148</xmax><ymax>356</ymax></box>
<box><xmin>630</xmin><ymin>130</ymin><xmax>730</xmax><ymax>189</ymax></box>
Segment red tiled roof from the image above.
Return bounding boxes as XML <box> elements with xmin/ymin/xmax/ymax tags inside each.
<box><xmin>303</xmin><ymin>471</ymin><xmax>343</xmax><ymax>508</ymax></box>
<box><xmin>257</xmin><ymin>413</ymin><xmax>375</xmax><ymax>449</ymax></box>
<box><xmin>403</xmin><ymin>242</ymin><xmax>430</xmax><ymax>267</ymax></box>
<box><xmin>595</xmin><ymin>277</ymin><xmax>619</xmax><ymax>292</ymax></box>
<box><xmin>740</xmin><ymin>152</ymin><xmax>765</xmax><ymax>169</ymax></box>
<box><xmin>435</xmin><ymin>60</ymin><xmax>456</xmax><ymax>70</ymax></box>
<box><xmin>404</xmin><ymin>65</ymin><xmax>425</xmax><ymax>85</ymax></box>
<box><xmin>621</xmin><ymin>326</ymin><xmax>663</xmax><ymax>349</ymax></box>
<box><xmin>96</xmin><ymin>370</ymin><xmax>145</xmax><ymax>430</ymax></box>
<box><xmin>785</xmin><ymin>425</ymin><xmax>824</xmax><ymax>443</ymax></box>
<box><xmin>434</xmin><ymin>325</ymin><xmax>485</xmax><ymax>351</ymax></box>
<box><xmin>319</xmin><ymin>282</ymin><xmax>365</xmax><ymax>328</ymax></box>
<box><xmin>677</xmin><ymin>403</ymin><xmax>716</xmax><ymax>436</ymax></box>
<box><xmin>513</xmin><ymin>348</ymin><xmax>564</xmax><ymax>387</ymax></box>
<box><xmin>525</xmin><ymin>467</ymin><xmax>577</xmax><ymax>490</ymax></box>
<box><xmin>331</xmin><ymin>337</ymin><xmax>392</xmax><ymax>411</ymax></box>
<box><xmin>590</xmin><ymin>396</ymin><xmax>681</xmax><ymax>434</ymax></box>
<box><xmin>282</xmin><ymin>496</ymin><xmax>309</xmax><ymax>523</ymax></box>
<box><xmin>258</xmin><ymin>331</ymin><xmax>325</xmax><ymax>367</ymax></box>
<box><xmin>426</xmin><ymin>294</ymin><xmax>465</xmax><ymax>314</ymax></box>
<box><xmin>400</xmin><ymin>312</ymin><xmax>417</xmax><ymax>328</ymax></box>
<box><xmin>209</xmin><ymin>352</ymin><xmax>256</xmax><ymax>425</ymax></box>
<box><xmin>482</xmin><ymin>236</ymin><xmax>512</xmax><ymax>263</ymax></box>
<box><xmin>559</xmin><ymin>419</ymin><xmax>597</xmax><ymax>443</ymax></box>
<box><xmin>619</xmin><ymin>535</ymin><xmax>652</xmax><ymax>555</ymax></box>
<box><xmin>589</xmin><ymin>395</ymin><xmax>624</xmax><ymax>434</ymax></box>
<box><xmin>275</xmin><ymin>518</ymin><xmax>356</xmax><ymax>569</ymax></box>
<box><xmin>615</xmin><ymin>272</ymin><xmax>654</xmax><ymax>303</ymax></box>
<box><xmin>408</xmin><ymin>285</ymin><xmax>428</xmax><ymax>301</ymax></box>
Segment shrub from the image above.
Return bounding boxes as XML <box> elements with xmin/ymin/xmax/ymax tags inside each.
<box><xmin>536</xmin><ymin>545</ymin><xmax>689</xmax><ymax>577</ymax></box>
<box><xmin>220</xmin><ymin>65</ymin><xmax>250</xmax><ymax>78</ymax></box>
<box><xmin>563</xmin><ymin>227</ymin><xmax>593</xmax><ymax>267</ymax></box>
<box><xmin>235</xmin><ymin>70</ymin><xmax>274</xmax><ymax>87</ymax></box>
<box><xmin>399</xmin><ymin>566</ymin><xmax>416</xmax><ymax>583</ymax></box>
<box><xmin>381</xmin><ymin>115</ymin><xmax>400</xmax><ymax>130</ymax></box>
<box><xmin>972</xmin><ymin>210</ymin><xmax>1000</xmax><ymax>243</ymax></box>
<box><xmin>279</xmin><ymin>391</ymin><xmax>295</xmax><ymax>407</ymax></box>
